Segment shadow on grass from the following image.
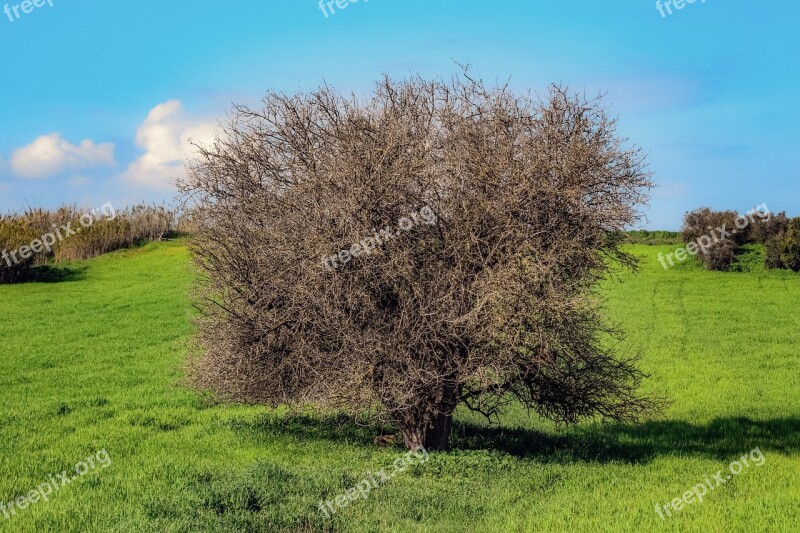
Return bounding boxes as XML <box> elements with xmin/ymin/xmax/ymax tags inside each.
<box><xmin>228</xmin><ymin>413</ymin><xmax>800</xmax><ymax>464</ymax></box>
<box><xmin>26</xmin><ymin>264</ymin><xmax>87</xmax><ymax>283</ymax></box>
<box><xmin>451</xmin><ymin>417</ymin><xmax>800</xmax><ymax>463</ymax></box>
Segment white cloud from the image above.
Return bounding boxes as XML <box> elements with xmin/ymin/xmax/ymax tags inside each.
<box><xmin>119</xmin><ymin>100</ymin><xmax>218</xmax><ymax>190</ymax></box>
<box><xmin>10</xmin><ymin>133</ymin><xmax>115</xmax><ymax>179</ymax></box>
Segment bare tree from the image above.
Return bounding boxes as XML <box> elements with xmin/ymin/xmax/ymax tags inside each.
<box><xmin>179</xmin><ymin>72</ymin><xmax>658</xmax><ymax>451</ymax></box>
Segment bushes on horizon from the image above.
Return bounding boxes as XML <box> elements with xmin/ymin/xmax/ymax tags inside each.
<box><xmin>53</xmin><ymin>204</ymin><xmax>175</xmax><ymax>262</ymax></box>
<box><xmin>680</xmin><ymin>206</ymin><xmax>789</xmax><ymax>272</ymax></box>
<box><xmin>764</xmin><ymin>236</ymin><xmax>785</xmax><ymax>269</ymax></box>
<box><xmin>53</xmin><ymin>216</ymin><xmax>132</xmax><ymax>262</ymax></box>
<box><xmin>781</xmin><ymin>219</ymin><xmax>800</xmax><ymax>272</ymax></box>
<box><xmin>0</xmin><ymin>216</ymin><xmax>40</xmax><ymax>284</ymax></box>
<box><xmin>624</xmin><ymin>230</ymin><xmax>681</xmax><ymax>245</ymax></box>
<box><xmin>749</xmin><ymin>211</ymin><xmax>789</xmax><ymax>244</ymax></box>
<box><xmin>128</xmin><ymin>204</ymin><xmax>176</xmax><ymax>242</ymax></box>
<box><xmin>682</xmin><ymin>208</ymin><xmax>747</xmax><ymax>246</ymax></box>
<box><xmin>681</xmin><ymin>208</ymin><xmax>743</xmax><ymax>271</ymax></box>
<box><xmin>765</xmin><ymin>217</ymin><xmax>800</xmax><ymax>272</ymax></box>
<box><xmin>0</xmin><ymin>204</ymin><xmax>177</xmax><ymax>283</ymax></box>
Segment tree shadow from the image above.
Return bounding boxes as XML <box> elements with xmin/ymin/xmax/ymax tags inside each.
<box><xmin>25</xmin><ymin>264</ymin><xmax>87</xmax><ymax>283</ymax></box>
<box><xmin>450</xmin><ymin>416</ymin><xmax>800</xmax><ymax>463</ymax></box>
<box><xmin>228</xmin><ymin>413</ymin><xmax>800</xmax><ymax>465</ymax></box>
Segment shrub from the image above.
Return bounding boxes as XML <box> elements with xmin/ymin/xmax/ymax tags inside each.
<box><xmin>749</xmin><ymin>211</ymin><xmax>789</xmax><ymax>244</ymax></box>
<box><xmin>52</xmin><ymin>204</ymin><xmax>175</xmax><ymax>261</ymax></box>
<box><xmin>681</xmin><ymin>208</ymin><xmax>740</xmax><ymax>270</ymax></box>
<box><xmin>703</xmin><ymin>240</ymin><xmax>736</xmax><ymax>271</ymax></box>
<box><xmin>680</xmin><ymin>207</ymin><xmax>779</xmax><ymax>271</ymax></box>
<box><xmin>180</xmin><ymin>74</ymin><xmax>660</xmax><ymax>450</ymax></box>
<box><xmin>127</xmin><ymin>204</ymin><xmax>176</xmax><ymax>242</ymax></box>
<box><xmin>682</xmin><ymin>208</ymin><xmax>745</xmax><ymax>246</ymax></box>
<box><xmin>762</xmin><ymin>217</ymin><xmax>800</xmax><ymax>271</ymax></box>
<box><xmin>764</xmin><ymin>236</ymin><xmax>785</xmax><ymax>269</ymax></box>
<box><xmin>778</xmin><ymin>218</ymin><xmax>800</xmax><ymax>272</ymax></box>
<box><xmin>0</xmin><ymin>217</ymin><xmax>41</xmax><ymax>284</ymax></box>
<box><xmin>53</xmin><ymin>216</ymin><xmax>131</xmax><ymax>262</ymax></box>
<box><xmin>0</xmin><ymin>204</ymin><xmax>177</xmax><ymax>282</ymax></box>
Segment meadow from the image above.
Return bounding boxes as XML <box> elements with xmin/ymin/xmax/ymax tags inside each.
<box><xmin>0</xmin><ymin>241</ymin><xmax>797</xmax><ymax>532</ymax></box>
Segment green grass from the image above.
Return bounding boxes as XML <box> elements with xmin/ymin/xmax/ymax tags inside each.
<box><xmin>0</xmin><ymin>241</ymin><xmax>798</xmax><ymax>532</ymax></box>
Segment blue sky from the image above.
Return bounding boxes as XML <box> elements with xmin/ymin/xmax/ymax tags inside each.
<box><xmin>0</xmin><ymin>0</ymin><xmax>797</xmax><ymax>229</ymax></box>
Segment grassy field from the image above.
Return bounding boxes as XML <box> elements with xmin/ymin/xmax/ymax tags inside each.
<box><xmin>0</xmin><ymin>241</ymin><xmax>798</xmax><ymax>532</ymax></box>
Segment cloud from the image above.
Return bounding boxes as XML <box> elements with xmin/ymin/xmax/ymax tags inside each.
<box><xmin>10</xmin><ymin>134</ymin><xmax>115</xmax><ymax>179</ymax></box>
<box><xmin>119</xmin><ymin>100</ymin><xmax>218</xmax><ymax>190</ymax></box>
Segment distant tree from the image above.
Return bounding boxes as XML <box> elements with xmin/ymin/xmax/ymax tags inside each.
<box><xmin>749</xmin><ymin>211</ymin><xmax>788</xmax><ymax>244</ymax></box>
<box><xmin>681</xmin><ymin>208</ymin><xmax>742</xmax><ymax>245</ymax></box>
<box><xmin>764</xmin><ymin>236</ymin><xmax>785</xmax><ymax>270</ymax></box>
<box><xmin>180</xmin><ymin>73</ymin><xmax>659</xmax><ymax>451</ymax></box>
<box><xmin>759</xmin><ymin>215</ymin><xmax>800</xmax><ymax>272</ymax></box>
<box><xmin>680</xmin><ymin>207</ymin><xmax>763</xmax><ymax>271</ymax></box>
<box><xmin>776</xmin><ymin>218</ymin><xmax>800</xmax><ymax>272</ymax></box>
<box><xmin>703</xmin><ymin>239</ymin><xmax>737</xmax><ymax>271</ymax></box>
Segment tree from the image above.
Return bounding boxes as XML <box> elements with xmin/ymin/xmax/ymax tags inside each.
<box><xmin>767</xmin><ymin>217</ymin><xmax>800</xmax><ymax>272</ymax></box>
<box><xmin>0</xmin><ymin>216</ymin><xmax>39</xmax><ymax>284</ymax></box>
<box><xmin>179</xmin><ymin>72</ymin><xmax>658</xmax><ymax>451</ymax></box>
<box><xmin>681</xmin><ymin>208</ymin><xmax>748</xmax><ymax>271</ymax></box>
<box><xmin>749</xmin><ymin>211</ymin><xmax>788</xmax><ymax>245</ymax></box>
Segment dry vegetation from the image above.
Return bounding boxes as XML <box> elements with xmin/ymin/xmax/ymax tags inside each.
<box><xmin>0</xmin><ymin>204</ymin><xmax>177</xmax><ymax>283</ymax></box>
<box><xmin>681</xmin><ymin>207</ymin><xmax>800</xmax><ymax>271</ymax></box>
<box><xmin>181</xmin><ymin>72</ymin><xmax>660</xmax><ymax>450</ymax></box>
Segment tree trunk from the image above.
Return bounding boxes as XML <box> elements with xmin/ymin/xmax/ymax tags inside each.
<box><xmin>400</xmin><ymin>411</ymin><xmax>454</xmax><ymax>451</ymax></box>
<box><xmin>400</xmin><ymin>381</ymin><xmax>458</xmax><ymax>451</ymax></box>
<box><xmin>423</xmin><ymin>411</ymin><xmax>453</xmax><ymax>451</ymax></box>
